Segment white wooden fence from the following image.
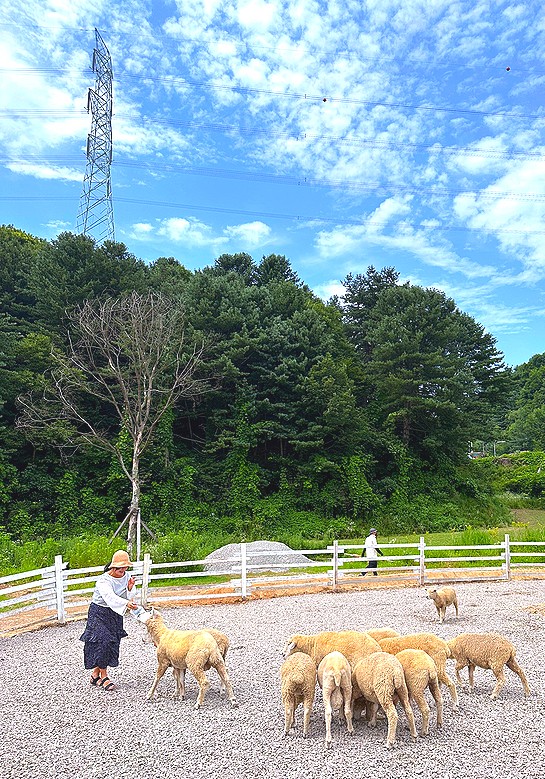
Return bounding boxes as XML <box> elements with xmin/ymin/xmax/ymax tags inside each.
<box><xmin>1</xmin><ymin>535</ymin><xmax>544</xmax><ymax>632</ymax></box>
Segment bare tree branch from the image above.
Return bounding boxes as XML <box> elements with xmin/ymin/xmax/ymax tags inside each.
<box><xmin>17</xmin><ymin>291</ymin><xmax>209</xmax><ymax>555</ymax></box>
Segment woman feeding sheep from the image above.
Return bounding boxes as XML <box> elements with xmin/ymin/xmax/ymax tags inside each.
<box><xmin>79</xmin><ymin>549</ymin><xmax>141</xmax><ymax>691</ymax></box>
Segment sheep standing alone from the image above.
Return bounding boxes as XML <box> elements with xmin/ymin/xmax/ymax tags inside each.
<box><xmin>395</xmin><ymin>648</ymin><xmax>443</xmax><ymax>736</ymax></box>
<box><xmin>352</xmin><ymin>651</ymin><xmax>418</xmax><ymax>748</ymax></box>
<box><xmin>280</xmin><ymin>651</ymin><xmax>317</xmax><ymax>737</ymax></box>
<box><xmin>317</xmin><ymin>651</ymin><xmax>354</xmax><ymax>748</ymax></box>
<box><xmin>427</xmin><ymin>586</ymin><xmax>459</xmax><ymax>623</ymax></box>
<box><xmin>447</xmin><ymin>632</ymin><xmax>530</xmax><ymax>700</ymax></box>
<box><xmin>143</xmin><ymin>611</ymin><xmax>237</xmax><ymax>708</ymax></box>
<box><xmin>284</xmin><ymin>630</ymin><xmax>381</xmax><ymax>668</ymax></box>
<box><xmin>379</xmin><ymin>633</ymin><xmax>458</xmax><ymax>710</ymax></box>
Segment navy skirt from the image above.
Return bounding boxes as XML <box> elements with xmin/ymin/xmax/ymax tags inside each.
<box><xmin>80</xmin><ymin>602</ymin><xmax>128</xmax><ymax>669</ymax></box>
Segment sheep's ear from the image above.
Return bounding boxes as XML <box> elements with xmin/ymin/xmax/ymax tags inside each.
<box><xmin>151</xmin><ymin>606</ymin><xmax>156</xmax><ymax>616</ymax></box>
<box><xmin>283</xmin><ymin>640</ymin><xmax>296</xmax><ymax>657</ymax></box>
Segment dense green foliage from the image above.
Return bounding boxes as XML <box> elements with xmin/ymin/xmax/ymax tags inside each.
<box><xmin>0</xmin><ymin>225</ymin><xmax>520</xmax><ymax>553</ymax></box>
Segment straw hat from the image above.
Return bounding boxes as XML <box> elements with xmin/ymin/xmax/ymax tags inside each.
<box><xmin>108</xmin><ymin>549</ymin><xmax>133</xmax><ymax>569</ymax></box>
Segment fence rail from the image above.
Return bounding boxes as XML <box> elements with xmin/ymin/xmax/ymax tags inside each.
<box><xmin>1</xmin><ymin>535</ymin><xmax>545</xmax><ymax>633</ymax></box>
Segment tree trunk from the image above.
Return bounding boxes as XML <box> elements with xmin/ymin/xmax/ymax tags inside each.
<box><xmin>127</xmin><ymin>455</ymin><xmax>140</xmax><ymax>559</ymax></box>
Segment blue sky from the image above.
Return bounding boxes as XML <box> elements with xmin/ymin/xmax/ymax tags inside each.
<box><xmin>1</xmin><ymin>0</ymin><xmax>545</xmax><ymax>368</ymax></box>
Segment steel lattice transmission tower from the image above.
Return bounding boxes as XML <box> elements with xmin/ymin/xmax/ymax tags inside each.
<box><xmin>76</xmin><ymin>28</ymin><xmax>115</xmax><ymax>242</ymax></box>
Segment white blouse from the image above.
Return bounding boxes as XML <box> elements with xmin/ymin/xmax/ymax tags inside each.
<box><xmin>92</xmin><ymin>571</ymin><xmax>132</xmax><ymax>616</ymax></box>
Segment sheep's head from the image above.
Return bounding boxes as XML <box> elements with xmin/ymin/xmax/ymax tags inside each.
<box><xmin>426</xmin><ymin>587</ymin><xmax>438</xmax><ymax>600</ymax></box>
<box><xmin>283</xmin><ymin>635</ymin><xmax>302</xmax><ymax>658</ymax></box>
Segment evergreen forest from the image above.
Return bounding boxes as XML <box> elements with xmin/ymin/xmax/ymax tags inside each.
<box><xmin>2</xmin><ymin>225</ymin><xmax>545</xmax><ymax>564</ymax></box>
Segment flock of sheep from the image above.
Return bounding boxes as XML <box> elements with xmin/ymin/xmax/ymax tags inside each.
<box><xmin>139</xmin><ymin>585</ymin><xmax>530</xmax><ymax>749</ymax></box>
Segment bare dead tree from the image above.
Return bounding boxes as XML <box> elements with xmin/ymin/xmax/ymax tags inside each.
<box><xmin>17</xmin><ymin>291</ymin><xmax>207</xmax><ymax>556</ymax></box>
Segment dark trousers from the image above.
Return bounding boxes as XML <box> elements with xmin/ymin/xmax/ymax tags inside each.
<box><xmin>361</xmin><ymin>560</ymin><xmax>378</xmax><ymax>576</ymax></box>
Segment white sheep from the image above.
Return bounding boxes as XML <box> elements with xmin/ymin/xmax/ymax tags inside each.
<box><xmin>352</xmin><ymin>651</ymin><xmax>418</xmax><ymax>748</ymax></box>
<box><xmin>447</xmin><ymin>632</ymin><xmax>530</xmax><ymax>700</ymax></box>
<box><xmin>143</xmin><ymin>611</ymin><xmax>237</xmax><ymax>708</ymax></box>
<box><xmin>378</xmin><ymin>633</ymin><xmax>458</xmax><ymax>710</ymax></box>
<box><xmin>427</xmin><ymin>586</ymin><xmax>459</xmax><ymax>623</ymax></box>
<box><xmin>395</xmin><ymin>648</ymin><xmax>443</xmax><ymax>735</ymax></box>
<box><xmin>280</xmin><ymin>651</ymin><xmax>317</xmax><ymax>737</ymax></box>
<box><xmin>172</xmin><ymin>627</ymin><xmax>230</xmax><ymax>698</ymax></box>
<box><xmin>317</xmin><ymin>651</ymin><xmax>354</xmax><ymax>748</ymax></box>
<box><xmin>283</xmin><ymin>630</ymin><xmax>381</xmax><ymax>668</ymax></box>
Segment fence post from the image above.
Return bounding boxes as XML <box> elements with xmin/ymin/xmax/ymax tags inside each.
<box><xmin>418</xmin><ymin>537</ymin><xmax>426</xmax><ymax>585</ymax></box>
<box><xmin>240</xmin><ymin>542</ymin><xmax>247</xmax><ymax>598</ymax></box>
<box><xmin>504</xmin><ymin>533</ymin><xmax>511</xmax><ymax>581</ymax></box>
<box><xmin>54</xmin><ymin>554</ymin><xmax>66</xmax><ymax>624</ymax></box>
<box><xmin>141</xmin><ymin>553</ymin><xmax>151</xmax><ymax>607</ymax></box>
<box><xmin>332</xmin><ymin>540</ymin><xmax>339</xmax><ymax>589</ymax></box>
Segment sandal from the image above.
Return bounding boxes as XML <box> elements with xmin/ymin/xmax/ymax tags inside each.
<box><xmin>97</xmin><ymin>676</ymin><xmax>117</xmax><ymax>691</ymax></box>
<box><xmin>90</xmin><ymin>674</ymin><xmax>101</xmax><ymax>686</ymax></box>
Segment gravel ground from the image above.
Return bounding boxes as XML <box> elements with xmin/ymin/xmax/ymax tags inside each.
<box><xmin>1</xmin><ymin>580</ymin><xmax>544</xmax><ymax>779</ymax></box>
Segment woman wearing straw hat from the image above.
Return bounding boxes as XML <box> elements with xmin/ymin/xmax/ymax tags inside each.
<box><xmin>79</xmin><ymin>549</ymin><xmax>139</xmax><ymax>691</ymax></box>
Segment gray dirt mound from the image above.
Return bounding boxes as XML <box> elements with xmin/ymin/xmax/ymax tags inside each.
<box><xmin>204</xmin><ymin>539</ymin><xmax>313</xmax><ymax>574</ymax></box>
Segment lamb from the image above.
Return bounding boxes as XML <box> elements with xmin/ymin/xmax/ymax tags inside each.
<box><xmin>378</xmin><ymin>633</ymin><xmax>458</xmax><ymax>710</ymax></box>
<box><xmin>317</xmin><ymin>651</ymin><xmax>354</xmax><ymax>748</ymax></box>
<box><xmin>446</xmin><ymin>632</ymin><xmax>530</xmax><ymax>700</ymax></box>
<box><xmin>395</xmin><ymin>648</ymin><xmax>443</xmax><ymax>735</ymax></box>
<box><xmin>352</xmin><ymin>651</ymin><xmax>418</xmax><ymax>748</ymax></box>
<box><xmin>280</xmin><ymin>651</ymin><xmax>317</xmax><ymax>737</ymax></box>
<box><xmin>284</xmin><ymin>630</ymin><xmax>381</xmax><ymax>668</ymax></box>
<box><xmin>427</xmin><ymin>586</ymin><xmax>459</xmax><ymax>623</ymax></box>
<box><xmin>143</xmin><ymin>610</ymin><xmax>238</xmax><ymax>708</ymax></box>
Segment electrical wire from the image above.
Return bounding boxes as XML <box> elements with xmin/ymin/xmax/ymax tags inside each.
<box><xmin>2</xmin><ymin>194</ymin><xmax>545</xmax><ymax>236</ymax></box>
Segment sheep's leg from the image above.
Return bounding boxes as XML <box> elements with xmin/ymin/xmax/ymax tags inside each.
<box><xmin>213</xmin><ymin>660</ymin><xmax>238</xmax><ymax>707</ymax></box>
<box><xmin>396</xmin><ymin>685</ymin><xmax>417</xmax><ymax>739</ymax></box>
<box><xmin>412</xmin><ymin>690</ymin><xmax>430</xmax><ymax>736</ymax></box>
<box><xmin>172</xmin><ymin>667</ymin><xmax>186</xmax><ymax>699</ymax></box>
<box><xmin>302</xmin><ymin>697</ymin><xmax>312</xmax><ymax>739</ymax></box>
<box><xmin>383</xmin><ymin>702</ymin><xmax>399</xmax><ymax>748</ymax></box>
<box><xmin>147</xmin><ymin>661</ymin><xmax>169</xmax><ymax>700</ymax></box>
<box><xmin>454</xmin><ymin>661</ymin><xmax>467</xmax><ymax>688</ymax></box>
<box><xmin>490</xmin><ymin>665</ymin><xmax>506</xmax><ymax>700</ymax></box>
<box><xmin>283</xmin><ymin>700</ymin><xmax>295</xmax><ymax>736</ymax></box>
<box><xmin>192</xmin><ymin>668</ymin><xmax>211</xmax><ymax>709</ymax></box>
<box><xmin>435</xmin><ymin>605</ymin><xmax>441</xmax><ymax>621</ymax></box>
<box><xmin>438</xmin><ymin>666</ymin><xmax>459</xmax><ymax>710</ymax></box>
<box><xmin>468</xmin><ymin>663</ymin><xmax>475</xmax><ymax>691</ymax></box>
<box><xmin>429</xmin><ymin>677</ymin><xmax>443</xmax><ymax>729</ymax></box>
<box><xmin>507</xmin><ymin>657</ymin><xmax>530</xmax><ymax>697</ymax></box>
<box><xmin>367</xmin><ymin>701</ymin><xmax>379</xmax><ymax>728</ymax></box>
<box><xmin>454</xmin><ymin>597</ymin><xmax>459</xmax><ymax>617</ymax></box>
<box><xmin>439</xmin><ymin>606</ymin><xmax>445</xmax><ymax>624</ymax></box>
<box><xmin>323</xmin><ymin>693</ymin><xmax>333</xmax><ymax>747</ymax></box>
<box><xmin>341</xmin><ymin>680</ymin><xmax>354</xmax><ymax>735</ymax></box>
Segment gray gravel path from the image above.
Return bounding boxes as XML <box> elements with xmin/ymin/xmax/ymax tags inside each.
<box><xmin>1</xmin><ymin>580</ymin><xmax>544</xmax><ymax>779</ymax></box>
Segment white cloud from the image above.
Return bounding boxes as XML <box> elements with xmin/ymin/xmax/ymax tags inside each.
<box><xmin>224</xmin><ymin>221</ymin><xmax>271</xmax><ymax>247</ymax></box>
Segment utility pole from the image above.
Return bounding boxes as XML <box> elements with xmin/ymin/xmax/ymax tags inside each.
<box><xmin>76</xmin><ymin>28</ymin><xmax>115</xmax><ymax>242</ymax></box>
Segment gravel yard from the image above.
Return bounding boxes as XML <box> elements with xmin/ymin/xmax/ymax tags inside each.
<box><xmin>1</xmin><ymin>580</ymin><xmax>544</xmax><ymax>779</ymax></box>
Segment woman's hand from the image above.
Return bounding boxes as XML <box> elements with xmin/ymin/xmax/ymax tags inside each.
<box><xmin>126</xmin><ymin>600</ymin><xmax>138</xmax><ymax>611</ymax></box>
<box><xmin>127</xmin><ymin>576</ymin><xmax>136</xmax><ymax>591</ymax></box>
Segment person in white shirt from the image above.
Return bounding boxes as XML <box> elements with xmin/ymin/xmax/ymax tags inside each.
<box><xmin>79</xmin><ymin>549</ymin><xmax>139</xmax><ymax>691</ymax></box>
<box><xmin>360</xmin><ymin>528</ymin><xmax>384</xmax><ymax>576</ymax></box>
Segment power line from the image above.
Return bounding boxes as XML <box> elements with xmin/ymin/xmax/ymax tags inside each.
<box><xmin>0</xmin><ymin>68</ymin><xmax>541</xmax><ymax>120</ymax></box>
<box><xmin>4</xmin><ymin>194</ymin><xmax>545</xmax><ymax>236</ymax></box>
<box><xmin>2</xmin><ymin>111</ymin><xmax>543</xmax><ymax>163</ymax></box>
<box><xmin>5</xmin><ymin>156</ymin><xmax>545</xmax><ymax>203</ymax></box>
<box><xmin>0</xmin><ymin>22</ymin><xmax>539</xmax><ymax>76</ymax></box>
